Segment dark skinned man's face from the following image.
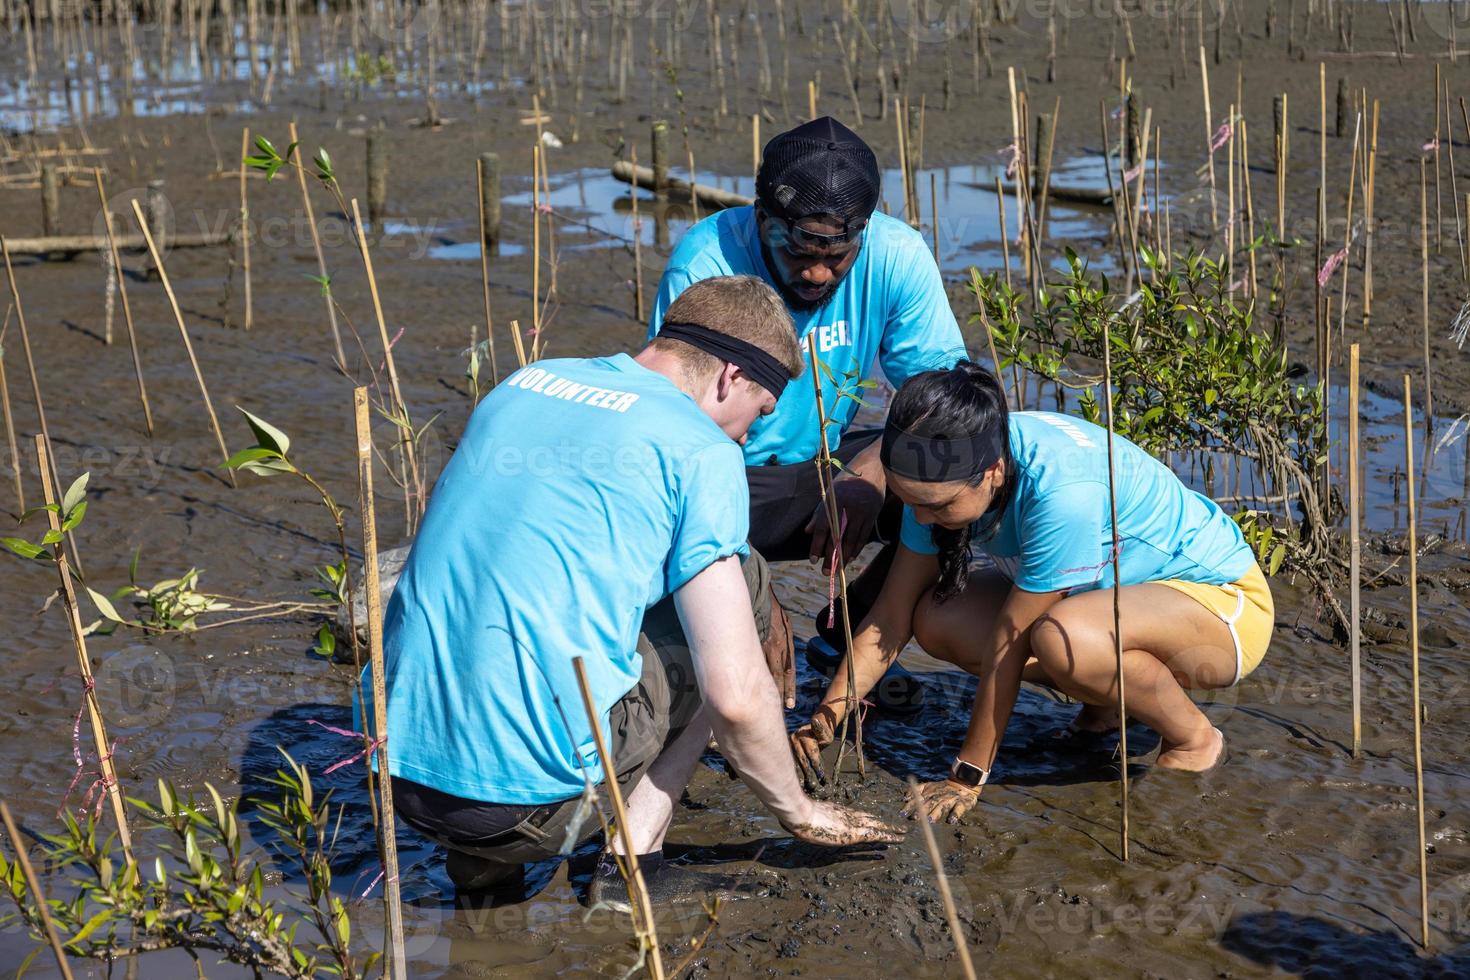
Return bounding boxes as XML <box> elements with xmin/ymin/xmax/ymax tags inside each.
<box><xmin>756</xmin><ymin>210</ymin><xmax>865</xmax><ymax>312</ymax></box>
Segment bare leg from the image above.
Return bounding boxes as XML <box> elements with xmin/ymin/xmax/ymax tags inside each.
<box><xmin>611</xmin><ymin>707</ymin><xmax>713</xmax><ymax>856</ymax></box>
<box><xmin>913</xmin><ymin>572</ymin><xmax>1235</xmax><ymax>771</ymax></box>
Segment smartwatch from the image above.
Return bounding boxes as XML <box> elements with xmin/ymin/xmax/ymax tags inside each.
<box><xmin>949</xmin><ymin>758</ymin><xmax>990</xmax><ymax>788</ymax></box>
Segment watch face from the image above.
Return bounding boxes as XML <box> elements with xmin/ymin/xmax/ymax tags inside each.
<box><xmin>952</xmin><ymin>760</ymin><xmax>986</xmax><ymax>787</ymax></box>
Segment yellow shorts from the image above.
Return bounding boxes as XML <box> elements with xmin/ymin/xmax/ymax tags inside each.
<box><xmin>1158</xmin><ymin>563</ymin><xmax>1274</xmax><ymax>685</ymax></box>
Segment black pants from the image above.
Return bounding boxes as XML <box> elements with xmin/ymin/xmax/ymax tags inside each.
<box><xmin>744</xmin><ymin>428</ymin><xmax>903</xmax><ymax>561</ymax></box>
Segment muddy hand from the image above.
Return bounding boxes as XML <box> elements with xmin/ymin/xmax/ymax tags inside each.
<box><xmin>902</xmin><ymin>779</ymin><xmax>981</xmax><ymax>825</ymax></box>
<box><xmin>762</xmin><ymin>592</ymin><xmax>797</xmax><ymax>709</ymax></box>
<box><xmin>804</xmin><ymin>474</ymin><xmax>883</xmax><ymax>573</ymax></box>
<box><xmin>790</xmin><ymin>704</ymin><xmax>838</xmax><ymax>787</ymax></box>
<box><xmin>786</xmin><ymin>800</ymin><xmax>905</xmax><ymax>846</ymax></box>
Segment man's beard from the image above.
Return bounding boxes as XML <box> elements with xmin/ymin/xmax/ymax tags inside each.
<box><xmin>760</xmin><ymin>240</ymin><xmax>839</xmax><ymax>313</ymax></box>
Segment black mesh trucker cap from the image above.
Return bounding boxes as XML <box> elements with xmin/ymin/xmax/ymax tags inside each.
<box><xmin>755</xmin><ymin>117</ymin><xmax>881</xmax><ymax>230</ymax></box>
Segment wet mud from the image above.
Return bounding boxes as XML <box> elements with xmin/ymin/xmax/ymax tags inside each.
<box><xmin>2</xmin><ymin>1</ymin><xmax>1470</xmax><ymax>976</ymax></box>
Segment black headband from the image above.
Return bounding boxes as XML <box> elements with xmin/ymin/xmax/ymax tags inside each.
<box><xmin>658</xmin><ymin>321</ymin><xmax>792</xmax><ymax>398</ymax></box>
<box><xmin>880</xmin><ymin>419</ymin><xmax>1007</xmax><ymax>483</ymax></box>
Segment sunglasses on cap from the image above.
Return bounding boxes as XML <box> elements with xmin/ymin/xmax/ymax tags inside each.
<box><xmin>758</xmin><ymin>207</ymin><xmax>867</xmax><ymax>254</ymax></box>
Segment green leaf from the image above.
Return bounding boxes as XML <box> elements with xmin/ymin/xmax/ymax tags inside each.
<box><xmin>87</xmin><ymin>588</ymin><xmax>127</xmax><ymax>623</ymax></box>
<box><xmin>14</xmin><ymin>946</ymin><xmax>40</xmax><ymax>978</ymax></box>
<box><xmin>237</xmin><ymin>458</ymin><xmax>296</xmax><ymax>478</ymax></box>
<box><xmin>65</xmin><ymin>908</ymin><xmax>114</xmax><ymax>948</ymax></box>
<box><xmin>235</xmin><ymin>407</ymin><xmax>291</xmax><ymax>457</ymax></box>
<box><xmin>60</xmin><ymin>500</ymin><xmax>87</xmax><ymax>532</ymax></box>
<box><xmin>61</xmin><ymin>473</ymin><xmax>89</xmax><ymax>515</ymax></box>
<box><xmin>1267</xmin><ymin>543</ymin><xmax>1287</xmax><ymax>576</ymax></box>
<box><xmin>1</xmin><ymin>537</ymin><xmax>49</xmax><ymax>560</ymax></box>
<box><xmin>41</xmin><ymin>528</ymin><xmax>63</xmax><ymax>545</ymax></box>
<box><xmin>312</xmin><ymin>623</ymin><xmax>337</xmax><ymax>659</ymax></box>
<box><xmin>224</xmin><ymin>446</ymin><xmax>284</xmax><ymax>470</ymax></box>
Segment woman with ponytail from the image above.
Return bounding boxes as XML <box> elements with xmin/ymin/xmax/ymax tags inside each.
<box><xmin>791</xmin><ymin>361</ymin><xmax>1274</xmax><ymax>823</ymax></box>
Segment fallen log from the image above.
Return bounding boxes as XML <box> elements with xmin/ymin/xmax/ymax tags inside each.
<box><xmin>611</xmin><ymin>160</ymin><xmax>753</xmax><ymax>210</ymax></box>
<box><xmin>0</xmin><ymin>229</ymin><xmax>234</xmax><ymax>256</ymax></box>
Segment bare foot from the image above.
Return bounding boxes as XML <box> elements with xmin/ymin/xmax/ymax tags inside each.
<box><xmin>1071</xmin><ymin>703</ymin><xmax>1120</xmax><ymax>734</ymax></box>
<box><xmin>1157</xmin><ymin>726</ymin><xmax>1226</xmax><ymax>771</ymax></box>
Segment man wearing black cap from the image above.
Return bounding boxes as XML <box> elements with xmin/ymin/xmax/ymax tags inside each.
<box><xmin>649</xmin><ymin>116</ymin><xmax>966</xmax><ymax>699</ymax></box>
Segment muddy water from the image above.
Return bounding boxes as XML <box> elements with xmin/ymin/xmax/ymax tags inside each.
<box><xmin>3</xmin><ymin>1</ymin><xmax>1470</xmax><ymax>976</ymax></box>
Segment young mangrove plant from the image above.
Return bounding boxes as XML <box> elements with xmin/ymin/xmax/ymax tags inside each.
<box><xmin>972</xmin><ymin>247</ymin><xmax>1346</xmax><ymax>635</ymax></box>
<box><xmin>0</xmin><ymin>755</ymin><xmax>380</xmax><ymax>979</ymax></box>
<box><xmin>225</xmin><ymin>407</ymin><xmax>361</xmax><ymax>664</ymax></box>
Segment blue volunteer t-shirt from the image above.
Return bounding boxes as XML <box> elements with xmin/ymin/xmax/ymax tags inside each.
<box><xmin>899</xmin><ymin>412</ymin><xmax>1255</xmax><ymax>592</ymax></box>
<box><xmin>649</xmin><ymin>207</ymin><xmax>967</xmax><ymax>465</ymax></box>
<box><xmin>358</xmin><ymin>354</ymin><xmax>749</xmax><ymax>805</ymax></box>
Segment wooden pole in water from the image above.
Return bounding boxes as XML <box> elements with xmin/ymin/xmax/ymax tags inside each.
<box><xmin>1420</xmin><ymin>157</ymin><xmax>1434</xmax><ymax>422</ymax></box>
<box><xmin>650</xmin><ymin>119</ymin><xmax>671</xmax><ymax>201</ymax></box>
<box><xmin>1275</xmin><ymin>93</ymin><xmax>1287</xmax><ymax>236</ymax></box>
<box><xmin>1102</xmin><ymin>316</ymin><xmax>1130</xmax><ymax>863</ymax></box>
<box><xmin>808</xmin><ymin>78</ymin><xmax>817</xmax><ymax>120</ymax></box>
<box><xmin>995</xmin><ymin>176</ymin><xmax>1012</xmax><ymax>290</ymax></box>
<box><xmin>1402</xmin><ymin>374</ymin><xmax>1430</xmax><ymax>951</ymax></box>
<box><xmin>896</xmin><ymin>98</ymin><xmax>913</xmax><ymax>227</ymax></box>
<box><xmin>1364</xmin><ymin>100</ymin><xmax>1379</xmax><ymax>323</ymax></box>
<box><xmin>129</xmin><ymin>200</ymin><xmax>235</xmax><ymax>487</ymax></box>
<box><xmin>34</xmin><ymin>435</ymin><xmax>134</xmax><ymax>863</ymax></box>
<box><xmin>807</xmin><ymin>332</ymin><xmax>864</xmax><ymax>780</ymax></box>
<box><xmin>239</xmin><ymin>127</ymin><xmax>252</xmax><ymax>331</ymax></box>
<box><xmin>0</xmin><ymin>798</ymin><xmax>76</xmax><ymax>980</ymax></box>
<box><xmin>476</xmin><ymin>155</ymin><xmax>499</xmax><ymax>387</ymax></box>
<box><xmin>907</xmin><ymin>778</ymin><xmax>978</xmax><ymax>980</ymax></box>
<box><xmin>1434</xmin><ymin>64</ymin><xmax>1443</xmax><ymax>253</ymax></box>
<box><xmin>930</xmin><ymin>171</ymin><xmax>940</xmax><ymax>266</ymax></box>
<box><xmin>287</xmin><ymin>123</ymin><xmax>346</xmax><ymax>373</ymax></box>
<box><xmin>353</xmin><ymin>386</ymin><xmax>409</xmax><ymax>980</ymax></box>
<box><xmin>572</xmin><ymin>657</ymin><xmax>666</xmax><ymax>979</ymax></box>
<box><xmin>40</xmin><ymin>164</ymin><xmax>59</xmax><ymax>239</ymax></box>
<box><xmin>91</xmin><ymin>171</ymin><xmax>153</xmax><ymax>436</ymax></box>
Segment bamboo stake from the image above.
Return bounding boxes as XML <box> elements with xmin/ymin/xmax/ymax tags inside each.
<box><xmin>1101</xmin><ymin>318</ymin><xmax>1129</xmax><ymax>863</ymax></box>
<box><xmin>239</xmin><ymin>127</ymin><xmax>252</xmax><ymax>331</ymax></box>
<box><xmin>752</xmin><ymin>113</ymin><xmax>760</xmax><ymax>178</ymax></box>
<box><xmin>1364</xmin><ymin>100</ymin><xmax>1379</xmax><ymax>323</ymax></box>
<box><xmin>930</xmin><ymin>171</ymin><xmax>940</xmax><ymax>266</ymax></box>
<box><xmin>896</xmin><ymin>99</ymin><xmax>912</xmax><ymax>226</ymax></box>
<box><xmin>91</xmin><ymin>172</ymin><xmax>152</xmax><ymax>436</ymax></box>
<box><xmin>1201</xmin><ymin>46</ymin><xmax>1217</xmax><ymax>230</ymax></box>
<box><xmin>630</xmin><ymin>145</ymin><xmax>645</xmax><ymax>323</ymax></box>
<box><xmin>1348</xmin><ymin>343</ymin><xmax>1361</xmax><ymax>758</ymax></box>
<box><xmin>1434</xmin><ymin>64</ymin><xmax>1443</xmax><ymax>252</ymax></box>
<box><xmin>0</xmin><ymin>320</ymin><xmax>21</xmax><ymax>511</ymax></box>
<box><xmin>35</xmin><ymin>436</ymin><xmax>134</xmax><ymax>863</ymax></box>
<box><xmin>0</xmin><ymin>237</ymin><xmax>60</xmax><ymax>495</ymax></box>
<box><xmin>1318</xmin><ymin>62</ymin><xmax>1327</xmax><ymax>210</ymax></box>
<box><xmin>128</xmin><ymin>201</ymin><xmax>235</xmax><ymax>488</ymax></box>
<box><xmin>1402</xmin><ymin>375</ymin><xmax>1429</xmax><ymax>951</ymax></box>
<box><xmin>348</xmin><ymin>198</ymin><xmax>422</xmax><ymax>526</ymax></box>
<box><xmin>1420</xmin><ymin>158</ymin><xmax>1433</xmax><ymax>422</ymax></box>
<box><xmin>1242</xmin><ymin>120</ymin><xmax>1258</xmax><ymax>296</ymax></box>
<box><xmin>808</xmin><ymin>78</ymin><xmax>817</xmax><ymax>120</ymax></box>
<box><xmin>907</xmin><ymin>778</ymin><xmax>977</xmax><ymax>980</ymax></box>
<box><xmin>807</xmin><ymin>333</ymin><xmax>864</xmax><ymax>780</ymax></box>
<box><xmin>475</xmin><ymin>155</ymin><xmax>499</xmax><ymax>387</ymax></box>
<box><xmin>995</xmin><ymin>176</ymin><xmax>1012</xmax><ymax>290</ymax></box>
<box><xmin>572</xmin><ymin>656</ymin><xmax>666</xmax><ymax>980</ymax></box>
<box><xmin>287</xmin><ymin>122</ymin><xmax>346</xmax><ymax>372</ymax></box>
<box><xmin>533</xmin><ymin>139</ymin><xmax>544</xmax><ymax>337</ymax></box>
<box><xmin>0</xmin><ymin>799</ymin><xmax>75</xmax><ymax>980</ymax></box>
<box><xmin>354</xmin><ymin>387</ymin><xmax>408</xmax><ymax>980</ymax></box>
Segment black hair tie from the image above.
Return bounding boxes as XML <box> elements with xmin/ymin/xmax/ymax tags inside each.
<box><xmin>657</xmin><ymin>321</ymin><xmax>792</xmax><ymax>398</ymax></box>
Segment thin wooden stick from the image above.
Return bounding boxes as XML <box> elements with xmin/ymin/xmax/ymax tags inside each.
<box><xmin>287</xmin><ymin>122</ymin><xmax>346</xmax><ymax>372</ymax></box>
<box><xmin>630</xmin><ymin>145</ymin><xmax>645</xmax><ymax>323</ymax></box>
<box><xmin>907</xmin><ymin>778</ymin><xmax>977</xmax><ymax>980</ymax></box>
<box><xmin>129</xmin><ymin>200</ymin><xmax>235</xmax><ymax>487</ymax></box>
<box><xmin>0</xmin><ymin>799</ymin><xmax>76</xmax><ymax>980</ymax></box>
<box><xmin>896</xmin><ymin>99</ymin><xmax>912</xmax><ymax>226</ymax></box>
<box><xmin>239</xmin><ymin>127</ymin><xmax>252</xmax><ymax>331</ymax></box>
<box><xmin>1420</xmin><ymin>158</ymin><xmax>1434</xmax><ymax>422</ymax></box>
<box><xmin>91</xmin><ymin>171</ymin><xmax>153</xmax><ymax>436</ymax></box>
<box><xmin>1101</xmin><ymin>318</ymin><xmax>1129</xmax><ymax>862</ymax></box>
<box><xmin>930</xmin><ymin>171</ymin><xmax>940</xmax><ymax>266</ymax></box>
<box><xmin>1</xmin><ymin>313</ymin><xmax>25</xmax><ymax>512</ymax></box>
<box><xmin>970</xmin><ymin>268</ymin><xmax>1006</xmax><ymax>406</ymax></box>
<box><xmin>354</xmin><ymin>387</ymin><xmax>408</xmax><ymax>980</ymax></box>
<box><xmin>1363</xmin><ymin>99</ymin><xmax>1379</xmax><ymax>323</ymax></box>
<box><xmin>572</xmin><ymin>656</ymin><xmax>666</xmax><ymax>980</ymax></box>
<box><xmin>348</xmin><ymin>198</ymin><xmax>421</xmax><ymax>526</ymax></box>
<box><xmin>532</xmin><ymin>140</ymin><xmax>544</xmax><ymax>341</ymax></box>
<box><xmin>0</xmin><ymin>237</ymin><xmax>60</xmax><ymax>493</ymax></box>
<box><xmin>1348</xmin><ymin>343</ymin><xmax>1361</xmax><ymax>758</ymax></box>
<box><xmin>808</xmin><ymin>333</ymin><xmax>864</xmax><ymax>780</ymax></box>
<box><xmin>752</xmin><ymin>113</ymin><xmax>760</xmax><ymax>178</ymax></box>
<box><xmin>995</xmin><ymin>176</ymin><xmax>1012</xmax><ymax>290</ymax></box>
<box><xmin>35</xmin><ymin>436</ymin><xmax>134</xmax><ymax>863</ymax></box>
<box><xmin>1201</xmin><ymin>46</ymin><xmax>1218</xmax><ymax>229</ymax></box>
<box><xmin>1402</xmin><ymin>374</ymin><xmax>1429</xmax><ymax>951</ymax></box>
<box><xmin>475</xmin><ymin>156</ymin><xmax>499</xmax><ymax>387</ymax></box>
